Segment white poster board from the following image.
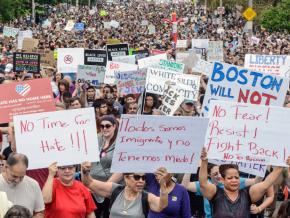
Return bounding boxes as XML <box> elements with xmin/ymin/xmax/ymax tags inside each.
<box><xmin>64</xmin><ymin>20</ymin><xmax>75</xmax><ymax>31</ymax></box>
<box><xmin>17</xmin><ymin>30</ymin><xmax>33</xmax><ymax>49</ymax></box>
<box><xmin>176</xmin><ymin>74</ymin><xmax>200</xmax><ymax>101</ymax></box>
<box><xmin>138</xmin><ymin>53</ymin><xmax>167</xmax><ymax>69</ymax></box>
<box><xmin>205</xmin><ymin>100</ymin><xmax>290</xmax><ymax>167</ymax></box>
<box><xmin>77</xmin><ymin>65</ymin><xmax>106</xmax><ymax>86</ymax></box>
<box><xmin>57</xmin><ymin>48</ymin><xmax>84</xmax><ymax>73</ymax></box>
<box><xmin>207</xmin><ymin>41</ymin><xmax>224</xmax><ymax>62</ymax></box>
<box><xmin>111</xmin><ymin>115</ymin><xmax>209</xmax><ymax>173</ymax></box>
<box><xmin>192</xmin><ymin>58</ymin><xmax>213</xmax><ymax>75</ymax></box>
<box><xmin>13</xmin><ymin>108</ymin><xmax>99</xmax><ymax>170</ymax></box>
<box><xmin>3</xmin><ymin>26</ymin><xmax>19</xmax><ymax>38</ymax></box>
<box><xmin>176</xmin><ymin>40</ymin><xmax>187</xmax><ymax>48</ymax></box>
<box><xmin>112</xmin><ymin>55</ymin><xmax>136</xmax><ymax>65</ymax></box>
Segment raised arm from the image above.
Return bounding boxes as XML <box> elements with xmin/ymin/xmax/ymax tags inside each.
<box><xmin>199</xmin><ymin>148</ymin><xmax>217</xmax><ymax>200</ymax></box>
<box><xmin>181</xmin><ymin>174</ymin><xmax>197</xmax><ymax>193</ymax></box>
<box><xmin>42</xmin><ymin>162</ymin><xmax>57</xmax><ymax>204</ymax></box>
<box><xmin>81</xmin><ymin>162</ymin><xmax>113</xmax><ymax>198</ymax></box>
<box><xmin>245</xmin><ymin>176</ymin><xmax>263</xmax><ymax>187</ymax></box>
<box><xmin>108</xmin><ymin>173</ymin><xmax>123</xmax><ymax>183</ymax></box>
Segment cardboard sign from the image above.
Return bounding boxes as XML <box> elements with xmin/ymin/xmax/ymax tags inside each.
<box><xmin>0</xmin><ymin>78</ymin><xmax>55</xmax><ymax>124</ymax></box>
<box><xmin>3</xmin><ymin>26</ymin><xmax>19</xmax><ymax>38</ymax></box>
<box><xmin>17</xmin><ymin>30</ymin><xmax>33</xmax><ymax>49</ymax></box>
<box><xmin>115</xmin><ymin>70</ymin><xmax>146</xmax><ymax>95</ymax></box>
<box><xmin>132</xmin><ymin>49</ymin><xmax>150</xmax><ymax>61</ymax></box>
<box><xmin>31</xmin><ymin>49</ymin><xmax>55</xmax><ymax>67</ymax></box>
<box><xmin>84</xmin><ymin>49</ymin><xmax>107</xmax><ymax>66</ymax></box>
<box><xmin>77</xmin><ymin>65</ymin><xmax>106</xmax><ymax>86</ymax></box>
<box><xmin>106</xmin><ymin>44</ymin><xmax>129</xmax><ymax>61</ymax></box>
<box><xmin>202</xmin><ymin>62</ymin><xmax>289</xmax><ymax>115</ymax></box>
<box><xmin>104</xmin><ymin>61</ymin><xmax>138</xmax><ymax>84</ymax></box>
<box><xmin>13</xmin><ymin>52</ymin><xmax>40</xmax><ymax>73</ymax></box>
<box><xmin>74</xmin><ymin>22</ymin><xmax>85</xmax><ymax>31</ymax></box>
<box><xmin>64</xmin><ymin>20</ymin><xmax>75</xmax><ymax>31</ymax></box>
<box><xmin>22</xmin><ymin>38</ymin><xmax>39</xmax><ymax>52</ymax></box>
<box><xmin>112</xmin><ymin>55</ymin><xmax>136</xmax><ymax>64</ymax></box>
<box><xmin>158</xmin><ymin>59</ymin><xmax>185</xmax><ymax>73</ymax></box>
<box><xmin>207</xmin><ymin>41</ymin><xmax>224</xmax><ymax>62</ymax></box>
<box><xmin>13</xmin><ymin>108</ymin><xmax>99</xmax><ymax>170</ymax></box>
<box><xmin>176</xmin><ymin>40</ymin><xmax>187</xmax><ymax>48</ymax></box>
<box><xmin>159</xmin><ymin>85</ymin><xmax>184</xmax><ymax>116</ymax></box>
<box><xmin>244</xmin><ymin>54</ymin><xmax>290</xmax><ymax>77</ymax></box>
<box><xmin>138</xmin><ymin>53</ymin><xmax>167</xmax><ymax>69</ymax></box>
<box><xmin>111</xmin><ymin>115</ymin><xmax>209</xmax><ymax>173</ymax></box>
<box><xmin>205</xmin><ymin>100</ymin><xmax>290</xmax><ymax>166</ymax></box>
<box><xmin>57</xmin><ymin>48</ymin><xmax>84</xmax><ymax>73</ymax></box>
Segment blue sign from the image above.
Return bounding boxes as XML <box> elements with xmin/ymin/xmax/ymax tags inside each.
<box><xmin>74</xmin><ymin>23</ymin><xmax>85</xmax><ymax>31</ymax></box>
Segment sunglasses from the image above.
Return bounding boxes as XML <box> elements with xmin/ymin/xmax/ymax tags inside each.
<box><xmin>130</xmin><ymin>175</ymin><xmax>146</xmax><ymax>181</ymax></box>
<box><xmin>100</xmin><ymin>124</ymin><xmax>112</xmax><ymax>129</ymax></box>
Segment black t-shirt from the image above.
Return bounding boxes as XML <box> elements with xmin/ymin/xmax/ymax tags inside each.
<box><xmin>211</xmin><ymin>186</ymin><xmax>251</xmax><ymax>218</ymax></box>
<box><xmin>2</xmin><ymin>146</ymin><xmax>13</xmax><ymax>160</ymax></box>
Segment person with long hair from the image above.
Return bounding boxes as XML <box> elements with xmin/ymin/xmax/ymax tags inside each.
<box><xmin>56</xmin><ymin>79</ymin><xmax>72</xmax><ymax>104</ymax></box>
<box><xmin>276</xmin><ymin>199</ymin><xmax>290</xmax><ymax>218</ymax></box>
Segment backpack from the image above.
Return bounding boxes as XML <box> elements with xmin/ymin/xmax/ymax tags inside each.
<box><xmin>109</xmin><ymin>185</ymin><xmax>149</xmax><ymax>217</ymax></box>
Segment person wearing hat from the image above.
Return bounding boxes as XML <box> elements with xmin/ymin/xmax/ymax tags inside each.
<box><xmin>180</xmin><ymin>100</ymin><xmax>200</xmax><ymax>116</ymax></box>
<box><xmin>4</xmin><ymin>64</ymin><xmax>15</xmax><ymax>81</ymax></box>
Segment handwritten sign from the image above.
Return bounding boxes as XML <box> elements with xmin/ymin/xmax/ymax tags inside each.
<box><xmin>202</xmin><ymin>62</ymin><xmax>289</xmax><ymax>115</ymax></box>
<box><xmin>207</xmin><ymin>41</ymin><xmax>223</xmax><ymax>62</ymax></box>
<box><xmin>13</xmin><ymin>108</ymin><xmax>99</xmax><ymax>170</ymax></box>
<box><xmin>111</xmin><ymin>115</ymin><xmax>209</xmax><ymax>173</ymax></box>
<box><xmin>112</xmin><ymin>55</ymin><xmax>136</xmax><ymax>64</ymax></box>
<box><xmin>244</xmin><ymin>54</ymin><xmax>290</xmax><ymax>77</ymax></box>
<box><xmin>77</xmin><ymin>65</ymin><xmax>106</xmax><ymax>86</ymax></box>
<box><xmin>191</xmin><ymin>39</ymin><xmax>209</xmax><ymax>57</ymax></box>
<box><xmin>106</xmin><ymin>44</ymin><xmax>129</xmax><ymax>61</ymax></box>
<box><xmin>159</xmin><ymin>85</ymin><xmax>184</xmax><ymax>116</ymax></box>
<box><xmin>3</xmin><ymin>26</ymin><xmax>19</xmax><ymax>38</ymax></box>
<box><xmin>138</xmin><ymin>53</ymin><xmax>167</xmax><ymax>69</ymax></box>
<box><xmin>192</xmin><ymin>58</ymin><xmax>213</xmax><ymax>75</ymax></box>
<box><xmin>13</xmin><ymin>52</ymin><xmax>40</xmax><ymax>73</ymax></box>
<box><xmin>115</xmin><ymin>70</ymin><xmax>146</xmax><ymax>95</ymax></box>
<box><xmin>31</xmin><ymin>49</ymin><xmax>55</xmax><ymax>67</ymax></box>
<box><xmin>176</xmin><ymin>74</ymin><xmax>200</xmax><ymax>101</ymax></box>
<box><xmin>22</xmin><ymin>38</ymin><xmax>39</xmax><ymax>52</ymax></box>
<box><xmin>84</xmin><ymin>49</ymin><xmax>107</xmax><ymax>67</ymax></box>
<box><xmin>57</xmin><ymin>48</ymin><xmax>84</xmax><ymax>73</ymax></box>
<box><xmin>17</xmin><ymin>30</ymin><xmax>33</xmax><ymax>49</ymax></box>
<box><xmin>64</xmin><ymin>20</ymin><xmax>75</xmax><ymax>31</ymax></box>
<box><xmin>0</xmin><ymin>78</ymin><xmax>55</xmax><ymax>124</ymax></box>
<box><xmin>104</xmin><ymin>61</ymin><xmax>138</xmax><ymax>84</ymax></box>
<box><xmin>205</xmin><ymin>100</ymin><xmax>290</xmax><ymax>166</ymax></box>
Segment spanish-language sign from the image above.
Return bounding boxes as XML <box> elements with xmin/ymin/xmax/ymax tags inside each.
<box><xmin>209</xmin><ymin>159</ymin><xmax>267</xmax><ymax>177</ymax></box>
<box><xmin>112</xmin><ymin>55</ymin><xmax>136</xmax><ymax>64</ymax></box>
<box><xmin>207</xmin><ymin>41</ymin><xmax>224</xmax><ymax>62</ymax></box>
<box><xmin>14</xmin><ymin>108</ymin><xmax>99</xmax><ymax>170</ymax></box>
<box><xmin>202</xmin><ymin>62</ymin><xmax>289</xmax><ymax>115</ymax></box>
<box><xmin>205</xmin><ymin>100</ymin><xmax>290</xmax><ymax>167</ymax></box>
<box><xmin>57</xmin><ymin>48</ymin><xmax>84</xmax><ymax>73</ymax></box>
<box><xmin>84</xmin><ymin>49</ymin><xmax>107</xmax><ymax>66</ymax></box>
<box><xmin>106</xmin><ymin>43</ymin><xmax>129</xmax><ymax>61</ymax></box>
<box><xmin>111</xmin><ymin>115</ymin><xmax>209</xmax><ymax>173</ymax></box>
<box><xmin>13</xmin><ymin>52</ymin><xmax>40</xmax><ymax>73</ymax></box>
<box><xmin>192</xmin><ymin>58</ymin><xmax>213</xmax><ymax>75</ymax></box>
<box><xmin>115</xmin><ymin>70</ymin><xmax>146</xmax><ymax>95</ymax></box>
<box><xmin>0</xmin><ymin>78</ymin><xmax>55</xmax><ymax>124</ymax></box>
<box><xmin>77</xmin><ymin>65</ymin><xmax>106</xmax><ymax>86</ymax></box>
<box><xmin>17</xmin><ymin>30</ymin><xmax>33</xmax><ymax>49</ymax></box>
<box><xmin>104</xmin><ymin>61</ymin><xmax>138</xmax><ymax>84</ymax></box>
<box><xmin>158</xmin><ymin>59</ymin><xmax>185</xmax><ymax>73</ymax></box>
<box><xmin>132</xmin><ymin>49</ymin><xmax>150</xmax><ymax>61</ymax></box>
<box><xmin>159</xmin><ymin>85</ymin><xmax>184</xmax><ymax>116</ymax></box>
<box><xmin>244</xmin><ymin>54</ymin><xmax>290</xmax><ymax>77</ymax></box>
<box><xmin>64</xmin><ymin>20</ymin><xmax>75</xmax><ymax>31</ymax></box>
<box><xmin>138</xmin><ymin>53</ymin><xmax>167</xmax><ymax>69</ymax></box>
<box><xmin>3</xmin><ymin>26</ymin><xmax>19</xmax><ymax>38</ymax></box>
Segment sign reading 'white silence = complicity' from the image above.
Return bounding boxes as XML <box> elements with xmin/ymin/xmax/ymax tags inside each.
<box><xmin>111</xmin><ymin>115</ymin><xmax>209</xmax><ymax>173</ymax></box>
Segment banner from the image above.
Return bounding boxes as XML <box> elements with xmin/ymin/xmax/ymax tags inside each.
<box><xmin>13</xmin><ymin>52</ymin><xmax>40</xmax><ymax>73</ymax></box>
<box><xmin>244</xmin><ymin>54</ymin><xmax>290</xmax><ymax>77</ymax></box>
<box><xmin>112</xmin><ymin>55</ymin><xmax>136</xmax><ymax>64</ymax></box>
<box><xmin>202</xmin><ymin>62</ymin><xmax>289</xmax><ymax>115</ymax></box>
<box><xmin>0</xmin><ymin>78</ymin><xmax>55</xmax><ymax>124</ymax></box>
<box><xmin>138</xmin><ymin>53</ymin><xmax>167</xmax><ymax>69</ymax></box>
<box><xmin>115</xmin><ymin>70</ymin><xmax>146</xmax><ymax>95</ymax></box>
<box><xmin>106</xmin><ymin>44</ymin><xmax>129</xmax><ymax>61</ymax></box>
<box><xmin>13</xmin><ymin>108</ymin><xmax>99</xmax><ymax>170</ymax></box>
<box><xmin>77</xmin><ymin>65</ymin><xmax>106</xmax><ymax>86</ymax></box>
<box><xmin>207</xmin><ymin>41</ymin><xmax>224</xmax><ymax>62</ymax></box>
<box><xmin>17</xmin><ymin>30</ymin><xmax>33</xmax><ymax>49</ymax></box>
<box><xmin>111</xmin><ymin>115</ymin><xmax>209</xmax><ymax>173</ymax></box>
<box><xmin>104</xmin><ymin>61</ymin><xmax>138</xmax><ymax>84</ymax></box>
<box><xmin>84</xmin><ymin>49</ymin><xmax>107</xmax><ymax>66</ymax></box>
<box><xmin>57</xmin><ymin>48</ymin><xmax>84</xmax><ymax>73</ymax></box>
<box><xmin>205</xmin><ymin>100</ymin><xmax>290</xmax><ymax>167</ymax></box>
<box><xmin>64</xmin><ymin>20</ymin><xmax>75</xmax><ymax>31</ymax></box>
<box><xmin>3</xmin><ymin>26</ymin><xmax>19</xmax><ymax>38</ymax></box>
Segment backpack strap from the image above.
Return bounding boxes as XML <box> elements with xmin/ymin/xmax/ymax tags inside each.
<box><xmin>141</xmin><ymin>190</ymin><xmax>149</xmax><ymax>218</ymax></box>
<box><xmin>109</xmin><ymin>185</ymin><xmax>125</xmax><ymax>209</ymax></box>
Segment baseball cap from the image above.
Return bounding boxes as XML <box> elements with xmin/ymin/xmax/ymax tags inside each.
<box><xmin>183</xmin><ymin>100</ymin><xmax>195</xmax><ymax>105</ymax></box>
<box><xmin>4</xmin><ymin>63</ymin><xmax>13</xmax><ymax>73</ymax></box>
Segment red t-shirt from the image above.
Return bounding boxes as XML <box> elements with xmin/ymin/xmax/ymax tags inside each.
<box><xmin>45</xmin><ymin>179</ymin><xmax>96</xmax><ymax>218</ymax></box>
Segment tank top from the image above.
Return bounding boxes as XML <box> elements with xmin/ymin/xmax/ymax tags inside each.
<box><xmin>211</xmin><ymin>186</ymin><xmax>251</xmax><ymax>218</ymax></box>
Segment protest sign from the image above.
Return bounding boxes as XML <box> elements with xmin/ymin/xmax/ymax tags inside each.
<box><xmin>148</xmin><ymin>25</ymin><xmax>156</xmax><ymax>35</ymax></box>
<box><xmin>33</xmin><ymin>49</ymin><xmax>55</xmax><ymax>67</ymax></box>
<box><xmin>205</xmin><ymin>100</ymin><xmax>290</xmax><ymax>167</ymax></box>
<box><xmin>207</xmin><ymin>41</ymin><xmax>224</xmax><ymax>62</ymax></box>
<box><xmin>158</xmin><ymin>59</ymin><xmax>185</xmax><ymax>73</ymax></box>
<box><xmin>244</xmin><ymin>54</ymin><xmax>290</xmax><ymax>77</ymax></box>
<box><xmin>17</xmin><ymin>30</ymin><xmax>33</xmax><ymax>49</ymax></box>
<box><xmin>141</xmin><ymin>20</ymin><xmax>149</xmax><ymax>26</ymax></box>
<box><xmin>145</xmin><ymin>67</ymin><xmax>179</xmax><ymax>95</ymax></box>
<box><xmin>84</xmin><ymin>49</ymin><xmax>107</xmax><ymax>66</ymax></box>
<box><xmin>110</xmin><ymin>20</ymin><xmax>120</xmax><ymax>28</ymax></box>
<box><xmin>112</xmin><ymin>55</ymin><xmax>136</xmax><ymax>64</ymax></box>
<box><xmin>13</xmin><ymin>108</ymin><xmax>99</xmax><ymax>170</ymax></box>
<box><xmin>191</xmin><ymin>39</ymin><xmax>209</xmax><ymax>57</ymax></box>
<box><xmin>57</xmin><ymin>48</ymin><xmax>84</xmax><ymax>73</ymax></box>
<box><xmin>176</xmin><ymin>74</ymin><xmax>200</xmax><ymax>101</ymax></box>
<box><xmin>159</xmin><ymin>85</ymin><xmax>184</xmax><ymax>116</ymax></box>
<box><xmin>202</xmin><ymin>62</ymin><xmax>289</xmax><ymax>115</ymax></box>
<box><xmin>176</xmin><ymin>40</ymin><xmax>187</xmax><ymax>48</ymax></box>
<box><xmin>13</xmin><ymin>52</ymin><xmax>40</xmax><ymax>73</ymax></box>
<box><xmin>22</xmin><ymin>38</ymin><xmax>39</xmax><ymax>52</ymax></box>
<box><xmin>64</xmin><ymin>20</ymin><xmax>75</xmax><ymax>31</ymax></box>
<box><xmin>132</xmin><ymin>49</ymin><xmax>150</xmax><ymax>61</ymax></box>
<box><xmin>115</xmin><ymin>70</ymin><xmax>146</xmax><ymax>95</ymax></box>
<box><xmin>151</xmin><ymin>50</ymin><xmax>166</xmax><ymax>55</ymax></box>
<box><xmin>103</xmin><ymin>22</ymin><xmax>111</xmax><ymax>29</ymax></box>
<box><xmin>0</xmin><ymin>78</ymin><xmax>55</xmax><ymax>124</ymax></box>
<box><xmin>111</xmin><ymin>115</ymin><xmax>209</xmax><ymax>173</ymax></box>
<box><xmin>192</xmin><ymin>58</ymin><xmax>213</xmax><ymax>75</ymax></box>
<box><xmin>106</xmin><ymin>38</ymin><xmax>121</xmax><ymax>44</ymax></box>
<box><xmin>77</xmin><ymin>65</ymin><xmax>106</xmax><ymax>86</ymax></box>
<box><xmin>3</xmin><ymin>26</ymin><xmax>19</xmax><ymax>38</ymax></box>
<box><xmin>209</xmin><ymin>159</ymin><xmax>267</xmax><ymax>177</ymax></box>
<box><xmin>74</xmin><ymin>22</ymin><xmax>85</xmax><ymax>31</ymax></box>
<box><xmin>106</xmin><ymin>44</ymin><xmax>129</xmax><ymax>61</ymax></box>
<box><xmin>104</xmin><ymin>61</ymin><xmax>138</xmax><ymax>84</ymax></box>
<box><xmin>138</xmin><ymin>53</ymin><xmax>167</xmax><ymax>69</ymax></box>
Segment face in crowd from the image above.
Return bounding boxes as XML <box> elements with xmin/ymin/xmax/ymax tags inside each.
<box><xmin>127</xmin><ymin>102</ymin><xmax>138</xmax><ymax>114</ymax></box>
<box><xmin>57</xmin><ymin>165</ymin><xmax>76</xmax><ymax>185</ymax></box>
<box><xmin>220</xmin><ymin>165</ymin><xmax>240</xmax><ymax>192</ymax></box>
<box><xmin>100</xmin><ymin>119</ymin><xmax>117</xmax><ymax>138</ymax></box>
<box><xmin>5</xmin><ymin>162</ymin><xmax>26</xmax><ymax>187</ymax></box>
<box><xmin>124</xmin><ymin>173</ymin><xmax>146</xmax><ymax>193</ymax></box>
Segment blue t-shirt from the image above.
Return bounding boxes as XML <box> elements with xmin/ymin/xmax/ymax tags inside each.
<box><xmin>195</xmin><ymin>178</ymin><xmax>247</xmax><ymax>218</ymax></box>
<box><xmin>146</xmin><ymin>174</ymin><xmax>191</xmax><ymax>218</ymax></box>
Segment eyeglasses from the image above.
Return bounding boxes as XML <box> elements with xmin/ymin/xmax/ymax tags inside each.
<box><xmin>130</xmin><ymin>175</ymin><xmax>146</xmax><ymax>181</ymax></box>
<box><xmin>100</xmin><ymin>124</ymin><xmax>112</xmax><ymax>129</ymax></box>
